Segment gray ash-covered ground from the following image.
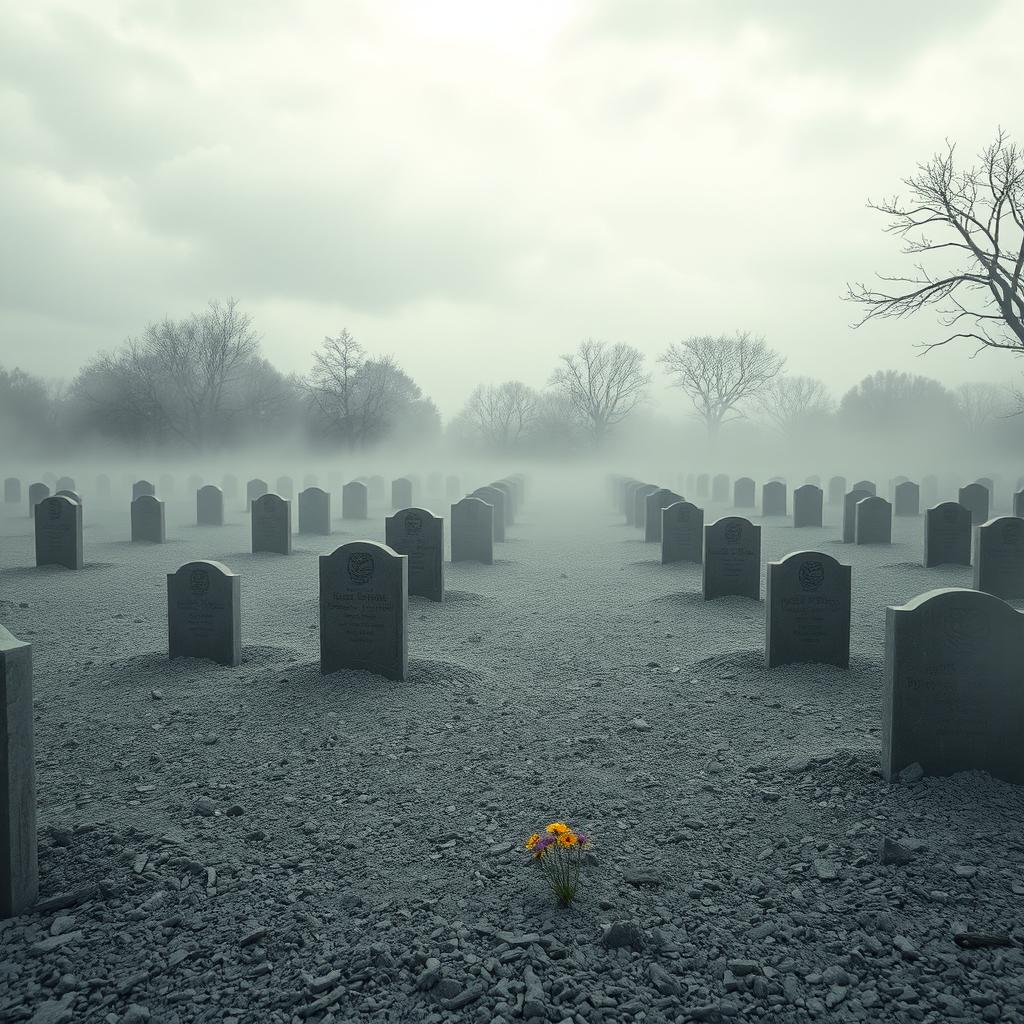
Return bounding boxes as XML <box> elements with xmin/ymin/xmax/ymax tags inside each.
<box><xmin>1</xmin><ymin>474</ymin><xmax>1023</xmax><ymax>1023</ymax></box>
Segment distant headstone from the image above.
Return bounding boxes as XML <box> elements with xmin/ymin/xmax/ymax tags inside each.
<box><xmin>3</xmin><ymin>478</ymin><xmax>20</xmax><ymax>503</ymax></box>
<box><xmin>921</xmin><ymin>474</ymin><xmax>939</xmax><ymax>507</ymax></box>
<box><xmin>133</xmin><ymin>480</ymin><xmax>156</xmax><ymax>501</ymax></box>
<box><xmin>392</xmin><ymin>478</ymin><xmax>413</xmax><ymax>510</ymax></box>
<box><xmin>827</xmin><ymin>476</ymin><xmax>846</xmax><ymax>506</ymax></box>
<box><xmin>28</xmin><ymin>483</ymin><xmax>49</xmax><ymax>512</ymax></box>
<box><xmin>973</xmin><ymin>516</ymin><xmax>1024</xmax><ymax>599</ymax></box>
<box><xmin>451</xmin><ymin>497</ymin><xmax>494</xmax><ymax>565</ymax></box>
<box><xmin>319</xmin><ymin>541</ymin><xmax>408</xmax><ymax>680</ymax></box>
<box><xmin>894</xmin><ymin>481</ymin><xmax>920</xmax><ymax>517</ymax></box>
<box><xmin>645</xmin><ymin>488</ymin><xmax>683</xmax><ymax>543</ymax></box>
<box><xmin>275</xmin><ymin>475</ymin><xmax>294</xmax><ymax>500</ymax></box>
<box><xmin>851</xmin><ymin>479</ymin><xmax>876</xmax><ymax>496</ymax></box>
<box><xmin>34</xmin><ymin>496</ymin><xmax>83</xmax><ymax>570</ymax></box>
<box><xmin>386</xmin><ymin>507</ymin><xmax>444</xmax><ymax>602</ymax></box>
<box><xmin>445</xmin><ymin>475</ymin><xmax>461</xmax><ymax>500</ymax></box>
<box><xmin>342</xmin><ymin>481</ymin><xmax>368</xmax><ymax>520</ymax></box>
<box><xmin>958</xmin><ymin>483</ymin><xmax>989</xmax><ymax>524</ymax></box>
<box><xmin>0</xmin><ymin>625</ymin><xmax>37</xmax><ymax>919</ymax></box>
<box><xmin>702</xmin><ymin>517</ymin><xmax>761</xmax><ymax>600</ymax></box>
<box><xmin>472</xmin><ymin>486</ymin><xmax>506</xmax><ymax>542</ymax></box>
<box><xmin>854</xmin><ymin>496</ymin><xmax>892</xmax><ymax>545</ymax></box>
<box><xmin>251</xmin><ymin>494</ymin><xmax>291</xmax><ymax>554</ymax></box>
<box><xmin>733</xmin><ymin>477</ymin><xmax>755</xmax><ymax>508</ymax></box>
<box><xmin>923</xmin><ymin>502</ymin><xmax>972</xmax><ymax>568</ymax></box>
<box><xmin>623</xmin><ymin>481</ymin><xmax>645</xmax><ymax>523</ymax></box>
<box><xmin>696</xmin><ymin>474</ymin><xmax>710</xmax><ymax>499</ymax></box>
<box><xmin>222</xmin><ymin>474</ymin><xmax>239</xmax><ymax>499</ymax></box>
<box><xmin>246</xmin><ymin>478</ymin><xmax>268</xmax><ymax>511</ymax></box>
<box><xmin>55</xmin><ymin>476</ymin><xmax>75</xmax><ymax>492</ymax></box>
<box><xmin>96</xmin><ymin>474</ymin><xmax>111</xmax><ymax>499</ymax></box>
<box><xmin>841</xmin><ymin>489</ymin><xmax>872</xmax><ymax>543</ymax></box>
<box><xmin>491</xmin><ymin>481</ymin><xmax>516</xmax><ymax>526</ymax></box>
<box><xmin>196</xmin><ymin>485</ymin><xmax>224</xmax><ymax>526</ymax></box>
<box><xmin>167</xmin><ymin>561</ymin><xmax>241</xmax><ymax>667</ymax></box>
<box><xmin>765</xmin><ymin>551</ymin><xmax>851</xmax><ymax>668</ymax></box>
<box><xmin>761</xmin><ymin>481</ymin><xmax>787</xmax><ymax>517</ymax></box>
<box><xmin>711</xmin><ymin>474</ymin><xmax>729</xmax><ymax>503</ymax></box>
<box><xmin>792</xmin><ymin>484</ymin><xmax>823</xmax><ymax>528</ymax></box>
<box><xmin>661</xmin><ymin>501</ymin><xmax>703</xmax><ymax>565</ymax></box>
<box><xmin>632</xmin><ymin>485</ymin><xmax>659</xmax><ymax>532</ymax></box>
<box><xmin>882</xmin><ymin>588</ymin><xmax>1024</xmax><ymax>783</ymax></box>
<box><xmin>298</xmin><ymin>487</ymin><xmax>331</xmax><ymax>535</ymax></box>
<box><xmin>131</xmin><ymin>495</ymin><xmax>166</xmax><ymax>543</ymax></box>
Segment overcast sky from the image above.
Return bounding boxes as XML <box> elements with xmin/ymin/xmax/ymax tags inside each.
<box><xmin>2</xmin><ymin>0</ymin><xmax>1022</xmax><ymax>416</ymax></box>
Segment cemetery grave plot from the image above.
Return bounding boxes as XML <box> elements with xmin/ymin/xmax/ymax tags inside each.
<box><xmin>1</xmin><ymin>473</ymin><xmax>1023</xmax><ymax>1024</ymax></box>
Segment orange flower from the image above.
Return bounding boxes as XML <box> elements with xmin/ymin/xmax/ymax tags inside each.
<box><xmin>557</xmin><ymin>832</ymin><xmax>579</xmax><ymax>848</ymax></box>
<box><xmin>525</xmin><ymin>833</ymin><xmax>541</xmax><ymax>851</ymax></box>
<box><xmin>545</xmin><ymin>821</ymin><xmax>569</xmax><ymax>835</ymax></box>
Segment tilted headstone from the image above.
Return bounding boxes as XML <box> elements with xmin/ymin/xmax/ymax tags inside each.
<box><xmin>96</xmin><ymin>474</ymin><xmax>111</xmax><ymax>499</ymax></box>
<box><xmin>765</xmin><ymin>551</ymin><xmax>851</xmax><ymax>668</ymax></box>
<box><xmin>1015</xmin><ymin>489</ymin><xmax>1024</xmax><ymax>518</ymax></box>
<box><xmin>841</xmin><ymin>489</ymin><xmax>872</xmax><ymax>543</ymax></box>
<box><xmin>632</xmin><ymin>484</ymin><xmax>659</xmax><ymax>532</ymax></box>
<box><xmin>711</xmin><ymin>474</ymin><xmax>729</xmax><ymax>503</ymax></box>
<box><xmin>921</xmin><ymin>474</ymin><xmax>938</xmax><ymax>507</ymax></box>
<box><xmin>792</xmin><ymin>484</ymin><xmax>823</xmax><ymax>528</ymax></box>
<box><xmin>974</xmin><ymin>516</ymin><xmax>1024</xmax><ymax>599</ymax></box>
<box><xmin>882</xmin><ymin>588</ymin><xmax>1024</xmax><ymax>783</ymax></box>
<box><xmin>645</xmin><ymin>488</ymin><xmax>683</xmax><ymax>543</ymax></box>
<box><xmin>827</xmin><ymin>476</ymin><xmax>846</xmax><ymax>506</ymax></box>
<box><xmin>319</xmin><ymin>541</ymin><xmax>408</xmax><ymax>680</ymax></box>
<box><xmin>132</xmin><ymin>479</ymin><xmax>156</xmax><ymax>501</ymax></box>
<box><xmin>342</xmin><ymin>481</ymin><xmax>368</xmax><ymax>520</ymax></box>
<box><xmin>275</xmin><ymin>475</ymin><xmax>294</xmax><ymax>500</ymax></box>
<box><xmin>702</xmin><ymin>517</ymin><xmax>761</xmax><ymax>600</ymax></box>
<box><xmin>27</xmin><ymin>483</ymin><xmax>49</xmax><ymax>513</ymax></box>
<box><xmin>661</xmin><ymin>501</ymin><xmax>703</xmax><ymax>565</ymax></box>
<box><xmin>0</xmin><ymin>625</ymin><xmax>37</xmax><ymax>918</ymax></box>
<box><xmin>761</xmin><ymin>481</ymin><xmax>787</xmax><ymax>517</ymax></box>
<box><xmin>472</xmin><ymin>486</ymin><xmax>506</xmax><ymax>542</ymax></box>
<box><xmin>131</xmin><ymin>495</ymin><xmax>166</xmax><ymax>543</ymax></box>
<box><xmin>854</xmin><ymin>496</ymin><xmax>892</xmax><ymax>545</ymax></box>
<box><xmin>894</xmin><ymin>481</ymin><xmax>920</xmax><ymax>517</ymax></box>
<box><xmin>3</xmin><ymin>478</ymin><xmax>20</xmax><ymax>503</ymax></box>
<box><xmin>34</xmin><ymin>495</ymin><xmax>83</xmax><ymax>569</ymax></box>
<box><xmin>246</xmin><ymin>478</ymin><xmax>268</xmax><ymax>511</ymax></box>
<box><xmin>196</xmin><ymin>485</ymin><xmax>224</xmax><ymax>526</ymax></box>
<box><xmin>386</xmin><ymin>506</ymin><xmax>444</xmax><ymax>602</ymax></box>
<box><xmin>923</xmin><ymin>502</ymin><xmax>971</xmax><ymax>568</ymax></box>
<box><xmin>298</xmin><ymin>487</ymin><xmax>331</xmax><ymax>535</ymax></box>
<box><xmin>251</xmin><ymin>493</ymin><xmax>291</xmax><ymax>554</ymax></box>
<box><xmin>392</xmin><ymin>478</ymin><xmax>413</xmax><ymax>510</ymax></box>
<box><xmin>451</xmin><ymin>497</ymin><xmax>494</xmax><ymax>565</ymax></box>
<box><xmin>696</xmin><ymin>474</ymin><xmax>710</xmax><ymax>499</ymax></box>
<box><xmin>851</xmin><ymin>479</ymin><xmax>876</xmax><ymax>496</ymax></box>
<box><xmin>55</xmin><ymin>476</ymin><xmax>75</xmax><ymax>492</ymax></box>
<box><xmin>167</xmin><ymin>561</ymin><xmax>241</xmax><ymax>667</ymax></box>
<box><xmin>445</xmin><ymin>474</ymin><xmax>461</xmax><ymax>500</ymax></box>
<box><xmin>733</xmin><ymin>477</ymin><xmax>755</xmax><ymax>508</ymax></box>
<box><xmin>958</xmin><ymin>482</ymin><xmax>989</xmax><ymax>524</ymax></box>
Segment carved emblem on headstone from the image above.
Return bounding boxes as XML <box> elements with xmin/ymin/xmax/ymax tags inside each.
<box><xmin>347</xmin><ymin>551</ymin><xmax>374</xmax><ymax>584</ymax></box>
<box><xmin>404</xmin><ymin>512</ymin><xmax>423</xmax><ymax>534</ymax></box>
<box><xmin>189</xmin><ymin>569</ymin><xmax>210</xmax><ymax>595</ymax></box>
<box><xmin>798</xmin><ymin>560</ymin><xmax>825</xmax><ymax>591</ymax></box>
<box><xmin>724</xmin><ymin>521</ymin><xmax>742</xmax><ymax>543</ymax></box>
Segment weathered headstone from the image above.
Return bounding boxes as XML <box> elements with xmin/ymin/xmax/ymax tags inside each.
<box><xmin>711</xmin><ymin>474</ymin><xmax>729</xmax><ymax>503</ymax></box>
<box><xmin>473</xmin><ymin>486</ymin><xmax>506</xmax><ymax>542</ymax></box>
<box><xmin>131</xmin><ymin>495</ymin><xmax>166</xmax><ymax>543</ymax></box>
<box><xmin>0</xmin><ymin>625</ymin><xmax>37</xmax><ymax>918</ymax></box>
<box><xmin>133</xmin><ymin>480</ymin><xmax>156</xmax><ymax>501</ymax></box>
<box><xmin>661</xmin><ymin>501</ymin><xmax>703</xmax><ymax>565</ymax></box>
<box><xmin>196</xmin><ymin>485</ymin><xmax>224</xmax><ymax>526</ymax></box>
<box><xmin>644</xmin><ymin>488</ymin><xmax>683</xmax><ymax>543</ymax></box>
<box><xmin>958</xmin><ymin>482</ymin><xmax>989</xmax><ymax>525</ymax></box>
<box><xmin>246</xmin><ymin>478</ymin><xmax>268</xmax><ymax>511</ymax></box>
<box><xmin>386</xmin><ymin>507</ymin><xmax>444</xmax><ymax>602</ymax></box>
<box><xmin>854</xmin><ymin>496</ymin><xmax>892</xmax><ymax>545</ymax></box>
<box><xmin>55</xmin><ymin>476</ymin><xmax>75</xmax><ymax>492</ymax></box>
<box><xmin>974</xmin><ymin>516</ymin><xmax>1024</xmax><ymax>599</ymax></box>
<box><xmin>732</xmin><ymin>477</ymin><xmax>755</xmax><ymax>509</ymax></box>
<box><xmin>851</xmin><ymin>479</ymin><xmax>876</xmax><ymax>496</ymax></box>
<box><xmin>391</xmin><ymin>478</ymin><xmax>413</xmax><ymax>510</ymax></box>
<box><xmin>34</xmin><ymin>496</ymin><xmax>83</xmax><ymax>570</ymax></box>
<box><xmin>792</xmin><ymin>484</ymin><xmax>823</xmax><ymax>528</ymax></box>
<box><xmin>894</xmin><ymin>481</ymin><xmax>920</xmax><ymax>517</ymax></box>
<box><xmin>762</xmin><ymin>481</ymin><xmax>787</xmax><ymax>517</ymax></box>
<box><xmin>702</xmin><ymin>517</ymin><xmax>761</xmax><ymax>600</ymax></box>
<box><xmin>275</xmin><ymin>475</ymin><xmax>294</xmax><ymax>500</ymax></box>
<box><xmin>319</xmin><ymin>541</ymin><xmax>408</xmax><ymax>680</ymax></box>
<box><xmin>342</xmin><ymin>481</ymin><xmax>368</xmax><ymax>520</ymax></box>
<box><xmin>765</xmin><ymin>551</ymin><xmax>851</xmax><ymax>668</ymax></box>
<box><xmin>3</xmin><ymin>478</ymin><xmax>20</xmax><ymax>503</ymax></box>
<box><xmin>167</xmin><ymin>561</ymin><xmax>241</xmax><ymax>667</ymax></box>
<box><xmin>27</xmin><ymin>483</ymin><xmax>49</xmax><ymax>513</ymax></box>
<box><xmin>882</xmin><ymin>588</ymin><xmax>1024</xmax><ymax>783</ymax></box>
<box><xmin>298</xmin><ymin>487</ymin><xmax>331</xmax><ymax>535</ymax></box>
<box><xmin>451</xmin><ymin>497</ymin><xmax>494</xmax><ymax>564</ymax></box>
<box><xmin>827</xmin><ymin>476</ymin><xmax>846</xmax><ymax>506</ymax></box>
<box><xmin>923</xmin><ymin>502</ymin><xmax>972</xmax><ymax>568</ymax></box>
<box><xmin>251</xmin><ymin>493</ymin><xmax>291</xmax><ymax>554</ymax></box>
<box><xmin>841</xmin><ymin>488</ymin><xmax>872</xmax><ymax>543</ymax></box>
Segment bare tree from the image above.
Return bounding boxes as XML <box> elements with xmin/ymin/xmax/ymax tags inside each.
<box><xmin>848</xmin><ymin>130</ymin><xmax>1024</xmax><ymax>354</ymax></box>
<box><xmin>659</xmin><ymin>331</ymin><xmax>785</xmax><ymax>437</ymax></box>
<box><xmin>954</xmin><ymin>381</ymin><xmax>1012</xmax><ymax>434</ymax></box>
<box><xmin>549</xmin><ymin>340</ymin><xmax>650</xmax><ymax>443</ymax></box>
<box><xmin>758</xmin><ymin>375</ymin><xmax>834</xmax><ymax>437</ymax></box>
<box><xmin>461</xmin><ymin>381</ymin><xmax>539</xmax><ymax>450</ymax></box>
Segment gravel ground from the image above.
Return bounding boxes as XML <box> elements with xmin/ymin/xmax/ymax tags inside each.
<box><xmin>1</xmin><ymin>471</ymin><xmax>1023</xmax><ymax>1024</ymax></box>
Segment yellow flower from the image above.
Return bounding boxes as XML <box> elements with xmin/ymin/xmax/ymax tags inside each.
<box><xmin>525</xmin><ymin>833</ymin><xmax>540</xmax><ymax>850</ymax></box>
<box><xmin>546</xmin><ymin>821</ymin><xmax>569</xmax><ymax>835</ymax></box>
<box><xmin>557</xmin><ymin>832</ymin><xmax>579</xmax><ymax>848</ymax></box>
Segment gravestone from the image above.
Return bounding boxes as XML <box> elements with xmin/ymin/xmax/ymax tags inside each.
<box><xmin>923</xmin><ymin>502</ymin><xmax>972</xmax><ymax>568</ymax></box>
<box><xmin>645</xmin><ymin>488</ymin><xmax>683</xmax><ymax>543</ymax></box>
<box><xmin>632</xmin><ymin>485</ymin><xmax>659</xmax><ymax>533</ymax></box>
<box><xmin>319</xmin><ymin>541</ymin><xmax>408</xmax><ymax>680</ymax></box>
<box><xmin>167</xmin><ymin>561</ymin><xmax>241</xmax><ymax>667</ymax></box>
<box><xmin>196</xmin><ymin>485</ymin><xmax>224</xmax><ymax>526</ymax></box>
<box><xmin>342</xmin><ymin>481</ymin><xmax>368</xmax><ymax>520</ymax></box>
<box><xmin>55</xmin><ymin>476</ymin><xmax>75</xmax><ymax>492</ymax></box>
<box><xmin>54</xmin><ymin>489</ymin><xmax>81</xmax><ymax>505</ymax></box>
<box><xmin>392</xmin><ymin>478</ymin><xmax>413</xmax><ymax>510</ymax></box>
<box><xmin>34</xmin><ymin>496</ymin><xmax>83</xmax><ymax>570</ymax></box>
<box><xmin>491</xmin><ymin>481</ymin><xmax>516</xmax><ymax>526</ymax></box>
<box><xmin>702</xmin><ymin>517</ymin><xmax>761</xmax><ymax>600</ymax></box>
<box><xmin>131</xmin><ymin>495</ymin><xmax>166</xmax><ymax>543</ymax></box>
<box><xmin>386</xmin><ymin>506</ymin><xmax>444</xmax><ymax>602</ymax></box>
<box><xmin>298</xmin><ymin>487</ymin><xmax>331</xmax><ymax>535</ymax></box>
<box><xmin>451</xmin><ymin>497</ymin><xmax>494</xmax><ymax>565</ymax></box>
<box><xmin>827</xmin><ymin>476</ymin><xmax>846</xmax><ymax>506</ymax></box>
<box><xmin>246</xmin><ymin>478</ymin><xmax>268</xmax><ymax>511</ymax></box>
<box><xmin>27</xmin><ymin>483</ymin><xmax>49</xmax><ymax>512</ymax></box>
<box><xmin>958</xmin><ymin>482</ymin><xmax>989</xmax><ymax>524</ymax></box>
<box><xmin>792</xmin><ymin>484</ymin><xmax>823</xmax><ymax>528</ymax></box>
<box><xmin>0</xmin><ymin>625</ymin><xmax>37</xmax><ymax>918</ymax></box>
<box><xmin>696</xmin><ymin>474</ymin><xmax>710</xmax><ymax>499</ymax></box>
<box><xmin>661</xmin><ymin>501</ymin><xmax>703</xmax><ymax>565</ymax></box>
<box><xmin>974</xmin><ymin>516</ymin><xmax>1024</xmax><ymax>599</ymax></box>
<box><xmin>251</xmin><ymin>494</ymin><xmax>291</xmax><ymax>554</ymax></box>
<box><xmin>158</xmin><ymin>474</ymin><xmax>174</xmax><ymax>497</ymax></box>
<box><xmin>841</xmin><ymin>489</ymin><xmax>872</xmax><ymax>543</ymax></box>
<box><xmin>765</xmin><ymin>551</ymin><xmax>851</xmax><ymax>668</ymax></box>
<box><xmin>1015</xmin><ymin>489</ymin><xmax>1024</xmax><ymax>518</ymax></box>
<box><xmin>222</xmin><ymin>474</ymin><xmax>239</xmax><ymax>499</ymax></box>
<box><xmin>854</xmin><ymin>496</ymin><xmax>892</xmax><ymax>545</ymax></box>
<box><xmin>762</xmin><ymin>481</ymin><xmax>787</xmax><ymax>517</ymax></box>
<box><xmin>733</xmin><ymin>477</ymin><xmax>755</xmax><ymax>508</ymax></box>
<box><xmin>711</xmin><ymin>474</ymin><xmax>729</xmax><ymax>503</ymax></box>
<box><xmin>473</xmin><ymin>486</ymin><xmax>506</xmax><ymax>542</ymax></box>
<box><xmin>275</xmin><ymin>475</ymin><xmax>294</xmax><ymax>500</ymax></box>
<box><xmin>921</xmin><ymin>474</ymin><xmax>939</xmax><ymax>507</ymax></box>
<box><xmin>445</xmin><ymin>475</ymin><xmax>461</xmax><ymax>500</ymax></box>
<box><xmin>96</xmin><ymin>474</ymin><xmax>111</xmax><ymax>499</ymax></box>
<box><xmin>976</xmin><ymin>477</ymin><xmax>996</xmax><ymax>507</ymax></box>
<box><xmin>3</xmin><ymin>478</ymin><xmax>20</xmax><ymax>503</ymax></box>
<box><xmin>852</xmin><ymin>479</ymin><xmax>876</xmax><ymax>496</ymax></box>
<box><xmin>882</xmin><ymin>588</ymin><xmax>1024</xmax><ymax>783</ymax></box>
<box><xmin>894</xmin><ymin>481</ymin><xmax>920</xmax><ymax>517</ymax></box>
<box><xmin>133</xmin><ymin>480</ymin><xmax>156</xmax><ymax>501</ymax></box>
<box><xmin>624</xmin><ymin>481</ymin><xmax>644</xmax><ymax>523</ymax></box>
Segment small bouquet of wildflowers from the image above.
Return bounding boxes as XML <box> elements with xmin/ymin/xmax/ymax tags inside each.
<box><xmin>525</xmin><ymin>821</ymin><xmax>591</xmax><ymax>906</ymax></box>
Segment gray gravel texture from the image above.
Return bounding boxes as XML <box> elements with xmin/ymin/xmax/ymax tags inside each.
<box><xmin>1</xmin><ymin>473</ymin><xmax>1023</xmax><ymax>1024</ymax></box>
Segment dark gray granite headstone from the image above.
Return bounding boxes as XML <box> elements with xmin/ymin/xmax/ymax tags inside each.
<box><xmin>391</xmin><ymin>478</ymin><xmax>413</xmax><ymax>510</ymax></box>
<box><xmin>882</xmin><ymin>588</ymin><xmax>1024</xmax><ymax>783</ymax></box>
<box><xmin>386</xmin><ymin>506</ymin><xmax>444</xmax><ymax>602</ymax></box>
<box><xmin>196</xmin><ymin>485</ymin><xmax>224</xmax><ymax>526</ymax></box>
<box><xmin>3</xmin><ymin>478</ymin><xmax>20</xmax><ymax>503</ymax></box>
<box><xmin>958</xmin><ymin>483</ymin><xmax>989</xmax><ymax>524</ymax></box>
<box><xmin>792</xmin><ymin>485</ymin><xmax>823</xmax><ymax>528</ymax></box>
<box><xmin>761</xmin><ymin>481</ymin><xmax>787</xmax><ymax>517</ymax></box>
<box><xmin>644</xmin><ymin>488</ymin><xmax>683</xmax><ymax>543</ymax></box>
<box><xmin>131</xmin><ymin>495</ymin><xmax>166</xmax><ymax>543</ymax></box>
<box><xmin>167</xmin><ymin>560</ymin><xmax>241</xmax><ymax>667</ymax></box>
<box><xmin>132</xmin><ymin>479</ymin><xmax>155</xmax><ymax>501</ymax></box>
<box><xmin>342</xmin><ymin>481</ymin><xmax>368</xmax><ymax>520</ymax></box>
<box><xmin>841</xmin><ymin>489</ymin><xmax>872</xmax><ymax>543</ymax></box>
<box><xmin>711</xmin><ymin>474</ymin><xmax>729</xmax><ymax>503</ymax></box>
<box><xmin>766</xmin><ymin>550</ymin><xmax>850</xmax><ymax>668</ymax></box>
<box><xmin>34</xmin><ymin>495</ymin><xmax>83</xmax><ymax>570</ymax></box>
<box><xmin>27</xmin><ymin>483</ymin><xmax>49</xmax><ymax>514</ymax></box>
<box><xmin>661</xmin><ymin>501</ymin><xmax>703</xmax><ymax>565</ymax></box>
<box><xmin>451</xmin><ymin>497</ymin><xmax>493</xmax><ymax>564</ymax></box>
<box><xmin>827</xmin><ymin>476</ymin><xmax>846</xmax><ymax>505</ymax></box>
<box><xmin>702</xmin><ymin>516</ymin><xmax>761</xmax><ymax>600</ymax></box>
<box><xmin>251</xmin><ymin>493</ymin><xmax>291</xmax><ymax>554</ymax></box>
<box><xmin>894</xmin><ymin>481</ymin><xmax>920</xmax><ymax>517</ymax></box>
<box><xmin>246</xmin><ymin>478</ymin><xmax>268</xmax><ymax>511</ymax></box>
<box><xmin>973</xmin><ymin>516</ymin><xmax>1024</xmax><ymax>599</ymax></box>
<box><xmin>854</xmin><ymin>496</ymin><xmax>892</xmax><ymax>545</ymax></box>
<box><xmin>472</xmin><ymin>487</ymin><xmax>506</xmax><ymax>542</ymax></box>
<box><xmin>298</xmin><ymin>487</ymin><xmax>331</xmax><ymax>535</ymax></box>
<box><xmin>732</xmin><ymin>477</ymin><xmax>755</xmax><ymax>508</ymax></box>
<box><xmin>319</xmin><ymin>541</ymin><xmax>407</xmax><ymax>680</ymax></box>
<box><xmin>923</xmin><ymin>502</ymin><xmax>971</xmax><ymax>568</ymax></box>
